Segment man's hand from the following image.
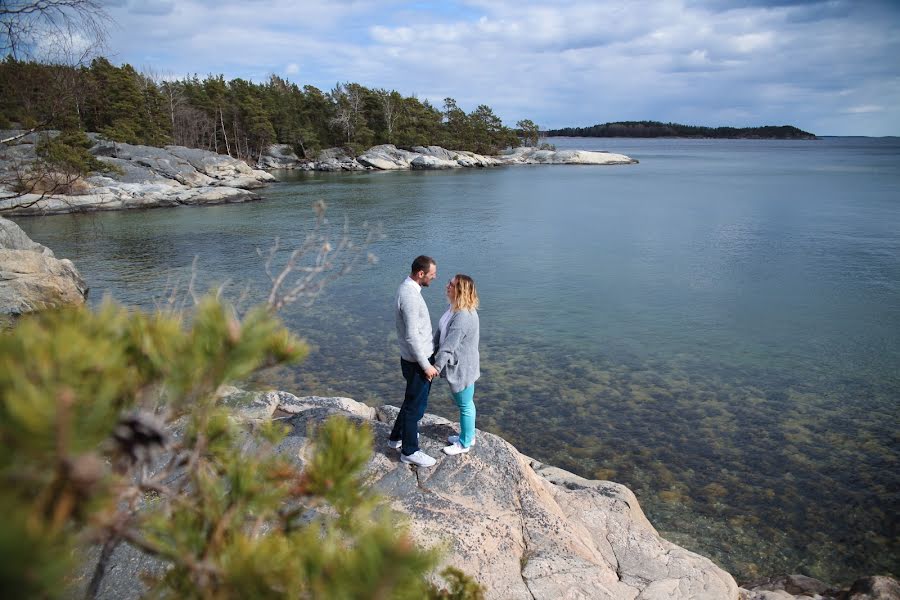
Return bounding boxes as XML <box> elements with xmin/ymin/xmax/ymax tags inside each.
<box><xmin>424</xmin><ymin>365</ymin><xmax>439</xmax><ymax>381</ymax></box>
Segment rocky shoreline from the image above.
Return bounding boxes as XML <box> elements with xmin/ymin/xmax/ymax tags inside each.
<box><xmin>0</xmin><ymin>132</ymin><xmax>636</xmax><ymax>216</ymax></box>
<box><xmin>85</xmin><ymin>389</ymin><xmax>898</xmax><ymax>600</ymax></box>
<box><xmin>260</xmin><ymin>142</ymin><xmax>637</xmax><ymax>171</ymax></box>
<box><xmin>0</xmin><ymin>216</ymin><xmax>87</xmax><ymax>318</ymax></box>
<box><xmin>0</xmin><ymin>132</ymin><xmax>275</xmax><ymax>216</ymax></box>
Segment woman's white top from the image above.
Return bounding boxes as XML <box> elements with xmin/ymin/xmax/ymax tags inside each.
<box><xmin>438</xmin><ymin>307</ymin><xmax>453</xmax><ymax>346</ymax></box>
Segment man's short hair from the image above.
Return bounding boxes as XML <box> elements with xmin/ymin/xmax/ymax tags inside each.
<box><xmin>411</xmin><ymin>255</ymin><xmax>436</xmax><ymax>275</ymax></box>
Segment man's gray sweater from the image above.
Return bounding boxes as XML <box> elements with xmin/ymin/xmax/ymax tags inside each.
<box><xmin>396</xmin><ymin>277</ymin><xmax>433</xmax><ymax>370</ymax></box>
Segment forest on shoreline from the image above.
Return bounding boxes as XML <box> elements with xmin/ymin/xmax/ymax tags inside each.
<box><xmin>0</xmin><ymin>57</ymin><xmax>541</xmax><ymax>162</ymax></box>
<box><xmin>547</xmin><ymin>120</ymin><xmax>816</xmax><ymax>139</ymax></box>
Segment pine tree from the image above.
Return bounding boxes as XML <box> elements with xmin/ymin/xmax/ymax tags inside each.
<box><xmin>0</xmin><ymin>297</ymin><xmax>483</xmax><ymax>598</ymax></box>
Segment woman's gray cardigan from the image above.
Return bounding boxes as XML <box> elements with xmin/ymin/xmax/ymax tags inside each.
<box><xmin>433</xmin><ymin>308</ymin><xmax>480</xmax><ymax>393</ymax></box>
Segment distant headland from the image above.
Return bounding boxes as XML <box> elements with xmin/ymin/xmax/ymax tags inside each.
<box><xmin>545</xmin><ymin>121</ymin><xmax>817</xmax><ymax>139</ymax></box>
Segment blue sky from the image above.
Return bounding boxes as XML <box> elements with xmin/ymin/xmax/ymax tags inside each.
<box><xmin>99</xmin><ymin>0</ymin><xmax>900</xmax><ymax>136</ymax></box>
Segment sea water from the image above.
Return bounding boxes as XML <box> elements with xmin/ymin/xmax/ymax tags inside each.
<box><xmin>16</xmin><ymin>136</ymin><xmax>900</xmax><ymax>583</ymax></box>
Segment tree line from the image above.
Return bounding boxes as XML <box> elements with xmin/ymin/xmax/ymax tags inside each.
<box><xmin>546</xmin><ymin>120</ymin><xmax>816</xmax><ymax>139</ymax></box>
<box><xmin>0</xmin><ymin>57</ymin><xmax>541</xmax><ymax>160</ymax></box>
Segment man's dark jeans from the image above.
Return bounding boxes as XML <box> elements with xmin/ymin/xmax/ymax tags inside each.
<box><xmin>390</xmin><ymin>358</ymin><xmax>433</xmax><ymax>455</ymax></box>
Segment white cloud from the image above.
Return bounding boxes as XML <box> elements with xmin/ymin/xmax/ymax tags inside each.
<box><xmin>96</xmin><ymin>0</ymin><xmax>900</xmax><ymax>135</ymax></box>
<box><xmin>844</xmin><ymin>105</ymin><xmax>884</xmax><ymax>114</ymax></box>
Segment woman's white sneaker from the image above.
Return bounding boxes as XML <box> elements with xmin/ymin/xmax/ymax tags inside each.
<box><xmin>400</xmin><ymin>450</ymin><xmax>436</xmax><ymax>467</ymax></box>
<box><xmin>447</xmin><ymin>435</ymin><xmax>475</xmax><ymax>446</ymax></box>
<box><xmin>442</xmin><ymin>441</ymin><xmax>470</xmax><ymax>455</ymax></box>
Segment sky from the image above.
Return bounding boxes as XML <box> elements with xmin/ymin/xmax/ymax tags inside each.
<box><xmin>97</xmin><ymin>0</ymin><xmax>900</xmax><ymax>136</ymax></box>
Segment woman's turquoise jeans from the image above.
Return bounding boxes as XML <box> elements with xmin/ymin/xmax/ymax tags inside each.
<box><xmin>452</xmin><ymin>384</ymin><xmax>476</xmax><ymax>447</ymax></box>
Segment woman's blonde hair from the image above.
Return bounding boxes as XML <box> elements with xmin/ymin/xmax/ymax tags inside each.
<box><xmin>451</xmin><ymin>274</ymin><xmax>479</xmax><ymax>312</ymax></box>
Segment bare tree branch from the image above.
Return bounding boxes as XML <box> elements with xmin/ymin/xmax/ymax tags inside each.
<box><xmin>1</xmin><ymin>123</ymin><xmax>49</xmax><ymax>144</ymax></box>
<box><xmin>258</xmin><ymin>200</ymin><xmax>382</xmax><ymax>312</ymax></box>
<box><xmin>0</xmin><ymin>0</ymin><xmax>111</xmax><ymax>61</ymax></box>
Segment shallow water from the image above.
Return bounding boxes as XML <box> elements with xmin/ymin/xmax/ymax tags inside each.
<box><xmin>15</xmin><ymin>136</ymin><xmax>900</xmax><ymax>584</ymax></box>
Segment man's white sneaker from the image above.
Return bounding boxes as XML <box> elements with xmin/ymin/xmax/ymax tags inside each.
<box><xmin>447</xmin><ymin>435</ymin><xmax>475</xmax><ymax>446</ymax></box>
<box><xmin>400</xmin><ymin>450</ymin><xmax>436</xmax><ymax>467</ymax></box>
<box><xmin>388</xmin><ymin>433</ymin><xmax>418</xmax><ymax>449</ymax></box>
<box><xmin>442</xmin><ymin>441</ymin><xmax>470</xmax><ymax>456</ymax></box>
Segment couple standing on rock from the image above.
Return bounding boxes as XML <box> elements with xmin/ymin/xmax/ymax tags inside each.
<box><xmin>388</xmin><ymin>255</ymin><xmax>481</xmax><ymax>467</ymax></box>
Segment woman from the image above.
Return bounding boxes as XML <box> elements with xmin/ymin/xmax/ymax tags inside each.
<box><xmin>433</xmin><ymin>274</ymin><xmax>481</xmax><ymax>455</ymax></box>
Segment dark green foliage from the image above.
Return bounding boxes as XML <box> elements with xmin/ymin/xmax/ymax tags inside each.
<box><xmin>14</xmin><ymin>129</ymin><xmax>121</xmax><ymax>195</ymax></box>
<box><xmin>0</xmin><ymin>297</ymin><xmax>485</xmax><ymax>598</ymax></box>
<box><xmin>0</xmin><ymin>57</ymin><xmax>81</xmax><ymax>130</ymax></box>
<box><xmin>82</xmin><ymin>59</ymin><xmax>168</xmax><ymax>145</ymax></box>
<box><xmin>35</xmin><ymin>129</ymin><xmax>108</xmax><ymax>174</ymax></box>
<box><xmin>1</xmin><ymin>57</ymin><xmax>532</xmax><ymax>158</ymax></box>
<box><xmin>516</xmin><ymin>119</ymin><xmax>540</xmax><ymax>147</ymax></box>
<box><xmin>435</xmin><ymin>97</ymin><xmax>520</xmax><ymax>155</ymax></box>
<box><xmin>546</xmin><ymin>120</ymin><xmax>817</xmax><ymax>139</ymax></box>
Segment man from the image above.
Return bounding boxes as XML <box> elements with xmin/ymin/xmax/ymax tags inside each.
<box><xmin>388</xmin><ymin>255</ymin><xmax>440</xmax><ymax>467</ymax></box>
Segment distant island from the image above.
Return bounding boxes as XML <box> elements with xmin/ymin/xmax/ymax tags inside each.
<box><xmin>545</xmin><ymin>121</ymin><xmax>817</xmax><ymax>139</ymax></box>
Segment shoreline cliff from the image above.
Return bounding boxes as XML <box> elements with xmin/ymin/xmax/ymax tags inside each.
<box><xmin>0</xmin><ymin>132</ymin><xmax>636</xmax><ymax>217</ymax></box>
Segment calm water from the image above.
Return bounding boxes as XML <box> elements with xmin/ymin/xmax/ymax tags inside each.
<box><xmin>15</xmin><ymin>137</ymin><xmax>900</xmax><ymax>584</ymax></box>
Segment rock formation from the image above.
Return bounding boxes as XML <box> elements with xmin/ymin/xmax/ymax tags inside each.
<box><xmin>0</xmin><ymin>216</ymin><xmax>88</xmax><ymax>315</ymax></box>
<box><xmin>89</xmin><ymin>389</ymin><xmax>737</xmax><ymax>599</ymax></box>
<box><xmin>0</xmin><ymin>131</ymin><xmax>275</xmax><ymax>216</ymax></box>
<box><xmin>1</xmin><ymin>134</ymin><xmax>639</xmax><ymax>216</ymax></box>
<box><xmin>498</xmin><ymin>146</ymin><xmax>638</xmax><ymax>165</ymax></box>
<box><xmin>70</xmin><ymin>389</ymin><xmax>900</xmax><ymax>599</ymax></box>
<box><xmin>257</xmin><ymin>143</ymin><xmax>635</xmax><ymax>172</ymax></box>
<box><xmin>740</xmin><ymin>574</ymin><xmax>900</xmax><ymax>600</ymax></box>
<box><xmin>257</xmin><ymin>143</ymin><xmax>303</xmax><ymax>169</ymax></box>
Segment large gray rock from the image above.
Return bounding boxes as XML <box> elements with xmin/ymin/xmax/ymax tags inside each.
<box><xmin>454</xmin><ymin>150</ymin><xmax>501</xmax><ymax>167</ymax></box>
<box><xmin>91</xmin><ymin>157</ymin><xmax>181</xmax><ymax>186</ymax></box>
<box><xmin>500</xmin><ymin>146</ymin><xmax>638</xmax><ymax>165</ymax></box>
<box><xmin>411</xmin><ymin>145</ymin><xmax>457</xmax><ymax>161</ymax></box>
<box><xmin>258</xmin><ymin>143</ymin><xmax>304</xmax><ymax>169</ymax></box>
<box><xmin>239</xmin><ymin>392</ymin><xmax>738</xmax><ymax>599</ymax></box>
<box><xmin>410</xmin><ymin>154</ymin><xmax>458</xmax><ymax>170</ymax></box>
<box><xmin>311</xmin><ymin>148</ymin><xmax>368</xmax><ymax>171</ymax></box>
<box><xmin>0</xmin><ymin>133</ymin><xmax>272</xmax><ymax>215</ymax></box>
<box><xmin>316</xmin><ymin>147</ymin><xmax>355</xmax><ymax>162</ymax></box>
<box><xmin>409</xmin><ymin>145</ymin><xmax>500</xmax><ymax>167</ymax></box>
<box><xmin>314</xmin><ymin>145</ymin><xmax>500</xmax><ymax>172</ymax></box>
<box><xmin>91</xmin><ymin>141</ymin><xmax>215</xmax><ymax>186</ymax></box>
<box><xmin>0</xmin><ymin>215</ymin><xmax>52</xmax><ymax>254</ymax></box>
<box><xmin>357</xmin><ymin>144</ymin><xmax>420</xmax><ymax>170</ymax></box>
<box><xmin>740</xmin><ymin>574</ymin><xmax>900</xmax><ymax>600</ymax></box>
<box><xmin>0</xmin><ymin>217</ymin><xmax>87</xmax><ymax>315</ymax></box>
<box><xmin>844</xmin><ymin>576</ymin><xmax>900</xmax><ymax>600</ymax></box>
<box><xmin>317</xmin><ymin>156</ymin><xmax>367</xmax><ymax>171</ymax></box>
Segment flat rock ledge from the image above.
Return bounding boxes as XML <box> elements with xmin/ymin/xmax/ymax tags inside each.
<box><xmin>84</xmin><ymin>390</ymin><xmax>900</xmax><ymax>600</ymax></box>
<box><xmin>258</xmin><ymin>143</ymin><xmax>637</xmax><ymax>172</ymax></box>
<box><xmin>498</xmin><ymin>146</ymin><xmax>638</xmax><ymax>165</ymax></box>
<box><xmin>103</xmin><ymin>389</ymin><xmax>739</xmax><ymax>599</ymax></box>
<box><xmin>0</xmin><ymin>216</ymin><xmax>87</xmax><ymax>316</ymax></box>
<box><xmin>0</xmin><ymin>131</ymin><xmax>274</xmax><ymax>216</ymax></box>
